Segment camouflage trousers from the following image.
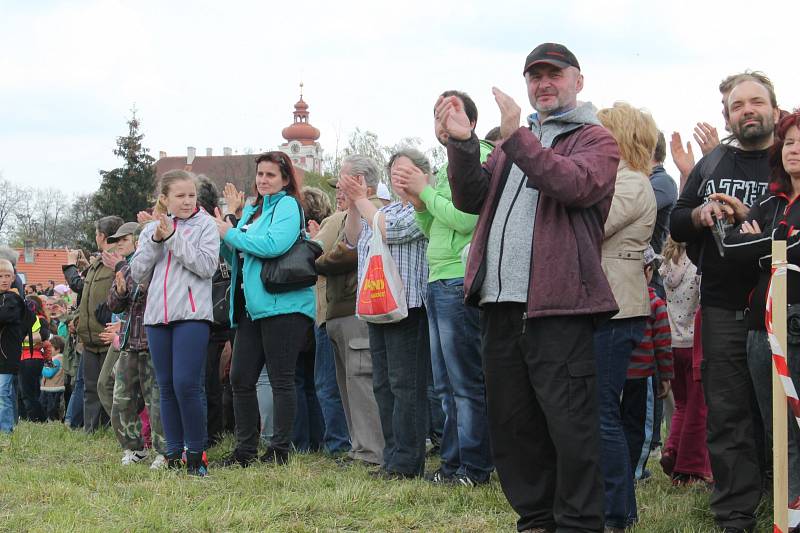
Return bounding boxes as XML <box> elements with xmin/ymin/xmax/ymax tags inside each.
<box><xmin>111</xmin><ymin>349</ymin><xmax>166</xmax><ymax>454</ymax></box>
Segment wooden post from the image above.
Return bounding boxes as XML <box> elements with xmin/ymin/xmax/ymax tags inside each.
<box><xmin>773</xmin><ymin>239</ymin><xmax>789</xmax><ymax>532</ymax></box>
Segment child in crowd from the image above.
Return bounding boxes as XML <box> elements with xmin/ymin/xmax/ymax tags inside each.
<box><xmin>621</xmin><ymin>246</ymin><xmax>673</xmax><ymax>481</ymax></box>
<box><xmin>130</xmin><ymin>170</ymin><xmax>219</xmax><ymax>476</ymax></box>
<box><xmin>106</xmin><ymin>221</ymin><xmax>167</xmax><ymax>469</ymax></box>
<box><xmin>40</xmin><ymin>335</ymin><xmax>66</xmax><ymax>421</ymax></box>
<box><xmin>658</xmin><ymin>236</ymin><xmax>712</xmax><ymax>485</ymax></box>
<box><xmin>0</xmin><ymin>259</ymin><xmax>36</xmax><ymax>435</ymax></box>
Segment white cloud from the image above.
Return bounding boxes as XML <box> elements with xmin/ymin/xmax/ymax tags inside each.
<box><xmin>1</xmin><ymin>0</ymin><xmax>799</xmax><ymax>192</ymax></box>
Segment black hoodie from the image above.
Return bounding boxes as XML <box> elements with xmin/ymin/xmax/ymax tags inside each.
<box><xmin>670</xmin><ymin>144</ymin><xmax>770</xmax><ymax>310</ymax></box>
<box><xmin>0</xmin><ymin>290</ymin><xmax>36</xmax><ymax>374</ymax></box>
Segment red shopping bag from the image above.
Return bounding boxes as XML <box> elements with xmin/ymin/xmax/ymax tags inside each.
<box><xmin>356</xmin><ymin>212</ymin><xmax>408</xmax><ymax>323</ymax></box>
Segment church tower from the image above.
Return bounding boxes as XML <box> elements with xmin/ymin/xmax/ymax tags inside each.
<box><xmin>279</xmin><ymin>82</ymin><xmax>322</xmax><ymax>173</ymax></box>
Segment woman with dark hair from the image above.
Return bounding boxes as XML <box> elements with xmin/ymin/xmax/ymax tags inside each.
<box><xmin>723</xmin><ymin>110</ymin><xmax>800</xmax><ymax>508</ymax></box>
<box><xmin>212</xmin><ymin>151</ymin><xmax>315</xmax><ymax>466</ymax></box>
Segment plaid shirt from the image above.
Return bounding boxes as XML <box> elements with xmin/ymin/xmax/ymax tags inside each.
<box><xmin>357</xmin><ymin>201</ymin><xmax>428</xmax><ymax>309</ymax></box>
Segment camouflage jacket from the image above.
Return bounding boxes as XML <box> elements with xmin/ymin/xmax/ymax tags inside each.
<box><xmin>107</xmin><ymin>261</ymin><xmax>148</xmax><ymax>352</ymax></box>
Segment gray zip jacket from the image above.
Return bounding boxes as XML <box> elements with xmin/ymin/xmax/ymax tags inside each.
<box><xmin>130</xmin><ymin>209</ymin><xmax>220</xmax><ymax>326</ymax></box>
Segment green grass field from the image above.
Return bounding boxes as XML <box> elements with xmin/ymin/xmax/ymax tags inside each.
<box><xmin>0</xmin><ymin>422</ymin><xmax>772</xmax><ymax>532</ymax></box>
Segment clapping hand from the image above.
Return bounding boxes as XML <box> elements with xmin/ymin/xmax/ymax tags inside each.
<box><xmin>137</xmin><ymin>211</ymin><xmax>154</xmax><ymax>224</ymax></box>
<box><xmin>390</xmin><ymin>162</ymin><xmax>428</xmax><ymax>197</ymax></box>
<box><xmin>693</xmin><ymin>122</ymin><xmax>720</xmax><ymax>156</ymax></box>
<box><xmin>492</xmin><ymin>87</ymin><xmax>521</xmax><ymax>140</ymax></box>
<box><xmin>114</xmin><ymin>270</ymin><xmax>127</xmax><ymax>295</ymax></box>
<box><xmin>223</xmin><ymin>183</ymin><xmax>245</xmax><ymax>216</ymax></box>
<box><xmin>434</xmin><ymin>95</ymin><xmax>472</xmax><ymax>142</ymax></box>
<box><xmin>338</xmin><ymin>174</ymin><xmax>368</xmax><ymax>202</ymax></box>
<box><xmin>101</xmin><ymin>250</ymin><xmax>124</xmax><ymax>270</ymax></box>
<box><xmin>98</xmin><ymin>321</ymin><xmax>122</xmax><ymax>344</ymax></box>
<box><xmin>65</xmin><ymin>247</ymin><xmax>80</xmax><ymax>266</ymax></box>
<box><xmin>213</xmin><ymin>207</ymin><xmax>234</xmax><ymax>238</ymax></box>
<box><xmin>153</xmin><ymin>214</ymin><xmax>174</xmax><ymax>241</ymax></box>
<box><xmin>670</xmin><ymin>132</ymin><xmax>696</xmax><ymax>179</ymax></box>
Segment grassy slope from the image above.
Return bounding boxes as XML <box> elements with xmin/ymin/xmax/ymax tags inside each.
<box><xmin>0</xmin><ymin>422</ymin><xmax>772</xmax><ymax>532</ymax></box>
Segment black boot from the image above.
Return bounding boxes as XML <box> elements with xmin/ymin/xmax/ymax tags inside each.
<box><xmin>259</xmin><ymin>447</ymin><xmax>289</xmax><ymax>465</ymax></box>
<box><xmin>165</xmin><ymin>452</ymin><xmax>183</xmax><ymax>470</ymax></box>
<box><xmin>186</xmin><ymin>451</ymin><xmax>208</xmax><ymax>477</ymax></box>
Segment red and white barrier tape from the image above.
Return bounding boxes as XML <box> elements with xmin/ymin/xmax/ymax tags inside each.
<box><xmin>766</xmin><ymin>263</ymin><xmax>800</xmax><ymax>531</ymax></box>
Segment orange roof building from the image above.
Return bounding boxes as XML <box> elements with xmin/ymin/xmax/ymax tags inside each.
<box><xmin>13</xmin><ymin>248</ymin><xmax>68</xmax><ymax>289</ymax></box>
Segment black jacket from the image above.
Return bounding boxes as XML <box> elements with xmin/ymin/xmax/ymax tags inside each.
<box><xmin>723</xmin><ymin>192</ymin><xmax>800</xmax><ymax>330</ymax></box>
<box><xmin>0</xmin><ymin>291</ymin><xmax>36</xmax><ymax>374</ymax></box>
<box><xmin>670</xmin><ymin>144</ymin><xmax>770</xmax><ymax>310</ymax></box>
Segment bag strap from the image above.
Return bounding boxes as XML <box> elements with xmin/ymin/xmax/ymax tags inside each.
<box><xmin>268</xmin><ymin>195</ymin><xmax>306</xmax><ymax>242</ymax></box>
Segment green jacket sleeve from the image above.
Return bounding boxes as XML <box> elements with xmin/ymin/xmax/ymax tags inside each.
<box><xmin>418</xmin><ymin>185</ymin><xmax>478</xmax><ymax>235</ymax></box>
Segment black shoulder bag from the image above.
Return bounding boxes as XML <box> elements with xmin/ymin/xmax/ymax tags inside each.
<box><xmin>260</xmin><ymin>197</ymin><xmax>323</xmax><ymax>293</ymax></box>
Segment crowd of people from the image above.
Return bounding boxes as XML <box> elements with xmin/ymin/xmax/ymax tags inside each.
<box><xmin>0</xmin><ymin>40</ymin><xmax>798</xmax><ymax>533</ymax></box>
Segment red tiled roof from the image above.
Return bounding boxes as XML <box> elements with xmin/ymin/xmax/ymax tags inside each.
<box><xmin>155</xmin><ymin>155</ymin><xmax>306</xmax><ymax>192</ymax></box>
<box><xmin>13</xmin><ymin>248</ymin><xmax>68</xmax><ymax>289</ymax></box>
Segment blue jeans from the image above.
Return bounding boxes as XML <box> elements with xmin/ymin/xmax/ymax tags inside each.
<box><xmin>427</xmin><ymin>279</ymin><xmax>492</xmax><ymax>481</ymax></box>
<box><xmin>256</xmin><ymin>365</ymin><xmax>274</xmax><ymax>444</ymax></box>
<box><xmin>313</xmin><ymin>325</ymin><xmax>350</xmax><ymax>453</ymax></box>
<box><xmin>65</xmin><ymin>353</ymin><xmax>84</xmax><ymax>429</ymax></box>
<box><xmin>293</xmin><ymin>333</ymin><xmax>324</xmax><ymax>452</ymax></box>
<box><xmin>146</xmin><ymin>322</ymin><xmax>210</xmax><ymax>455</ymax></box>
<box><xmin>0</xmin><ymin>374</ymin><xmax>17</xmax><ymax>433</ymax></box>
<box><xmin>368</xmin><ymin>307</ymin><xmax>430</xmax><ymax>476</ymax></box>
<box><xmin>594</xmin><ymin>317</ymin><xmax>645</xmax><ymax>529</ymax></box>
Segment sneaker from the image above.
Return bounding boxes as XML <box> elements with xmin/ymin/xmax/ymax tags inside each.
<box><xmin>186</xmin><ymin>451</ymin><xmax>208</xmax><ymax>477</ymax></box>
<box><xmin>121</xmin><ymin>449</ymin><xmax>148</xmax><ymax>465</ymax></box>
<box><xmin>424</xmin><ymin>468</ymin><xmax>456</xmax><ymax>484</ymax></box>
<box><xmin>165</xmin><ymin>452</ymin><xmax>183</xmax><ymax>469</ymax></box>
<box><xmin>259</xmin><ymin>447</ymin><xmax>289</xmax><ymax>465</ymax></box>
<box><xmin>149</xmin><ymin>454</ymin><xmax>168</xmax><ymax>470</ymax></box>
<box><xmin>454</xmin><ymin>472</ymin><xmax>485</xmax><ymax>488</ymax></box>
<box><xmin>370</xmin><ymin>468</ymin><xmax>416</xmax><ymax>480</ymax></box>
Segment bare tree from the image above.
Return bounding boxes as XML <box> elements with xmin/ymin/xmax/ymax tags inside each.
<box><xmin>0</xmin><ymin>175</ymin><xmax>24</xmax><ymax>240</ymax></box>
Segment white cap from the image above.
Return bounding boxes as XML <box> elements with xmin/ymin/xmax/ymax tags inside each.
<box><xmin>376</xmin><ymin>182</ymin><xmax>392</xmax><ymax>201</ymax></box>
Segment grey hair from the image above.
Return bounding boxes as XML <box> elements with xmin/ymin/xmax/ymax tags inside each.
<box><xmin>342</xmin><ymin>155</ymin><xmax>381</xmax><ymax>189</ymax></box>
<box><xmin>0</xmin><ymin>246</ymin><xmax>19</xmax><ymax>267</ymax></box>
<box><xmin>386</xmin><ymin>148</ymin><xmax>432</xmax><ymax>176</ymax></box>
<box><xmin>194</xmin><ymin>174</ymin><xmax>220</xmax><ymax>214</ymax></box>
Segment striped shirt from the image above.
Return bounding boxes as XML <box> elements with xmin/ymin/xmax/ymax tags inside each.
<box><xmin>627</xmin><ymin>287</ymin><xmax>673</xmax><ymax>380</ymax></box>
<box><xmin>357</xmin><ymin>201</ymin><xmax>428</xmax><ymax>309</ymax></box>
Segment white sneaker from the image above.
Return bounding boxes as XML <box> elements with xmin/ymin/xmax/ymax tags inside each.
<box><xmin>149</xmin><ymin>454</ymin><xmax>168</xmax><ymax>470</ymax></box>
<box><xmin>121</xmin><ymin>449</ymin><xmax>148</xmax><ymax>465</ymax></box>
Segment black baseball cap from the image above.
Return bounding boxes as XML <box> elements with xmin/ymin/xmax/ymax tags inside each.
<box><xmin>523</xmin><ymin>43</ymin><xmax>580</xmax><ymax>74</ymax></box>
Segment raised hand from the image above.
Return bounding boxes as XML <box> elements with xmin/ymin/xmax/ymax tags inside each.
<box><xmin>223</xmin><ymin>183</ymin><xmax>245</xmax><ymax>216</ymax></box>
<box><xmin>65</xmin><ymin>247</ymin><xmax>80</xmax><ymax>266</ymax></box>
<box><xmin>307</xmin><ymin>219</ymin><xmax>321</xmax><ymax>239</ymax></box>
<box><xmin>670</xmin><ymin>132</ymin><xmax>696</xmax><ymax>179</ymax></box>
<box><xmin>693</xmin><ymin>122</ymin><xmax>720</xmax><ymax>156</ymax></box>
<box><xmin>434</xmin><ymin>95</ymin><xmax>472</xmax><ymax>142</ymax></box>
<box><xmin>492</xmin><ymin>87</ymin><xmax>522</xmax><ymax>140</ymax></box>
<box><xmin>213</xmin><ymin>207</ymin><xmax>233</xmax><ymax>238</ymax></box>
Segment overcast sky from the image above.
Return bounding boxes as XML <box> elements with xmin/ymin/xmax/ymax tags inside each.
<box><xmin>2</xmin><ymin>0</ymin><xmax>798</xmax><ymax>195</ymax></box>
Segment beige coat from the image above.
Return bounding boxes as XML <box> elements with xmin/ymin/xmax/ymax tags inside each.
<box><xmin>601</xmin><ymin>163</ymin><xmax>657</xmax><ymax>319</ymax></box>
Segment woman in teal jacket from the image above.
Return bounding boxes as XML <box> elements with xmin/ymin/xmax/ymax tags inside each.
<box><xmin>212</xmin><ymin>151</ymin><xmax>315</xmax><ymax>466</ymax></box>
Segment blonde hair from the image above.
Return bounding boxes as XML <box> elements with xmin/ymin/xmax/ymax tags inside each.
<box><xmin>597</xmin><ymin>102</ymin><xmax>659</xmax><ymax>175</ymax></box>
<box><xmin>662</xmin><ymin>236</ymin><xmax>687</xmax><ymax>265</ymax></box>
<box><xmin>0</xmin><ymin>258</ymin><xmax>13</xmax><ymax>274</ymax></box>
<box><xmin>154</xmin><ymin>170</ymin><xmax>195</xmax><ymax>215</ymax></box>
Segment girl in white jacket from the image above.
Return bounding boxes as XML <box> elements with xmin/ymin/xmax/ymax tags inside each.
<box><xmin>131</xmin><ymin>170</ymin><xmax>219</xmax><ymax>476</ymax></box>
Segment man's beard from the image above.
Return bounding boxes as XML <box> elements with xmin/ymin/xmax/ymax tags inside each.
<box><xmin>733</xmin><ymin>114</ymin><xmax>774</xmax><ymax>145</ymax></box>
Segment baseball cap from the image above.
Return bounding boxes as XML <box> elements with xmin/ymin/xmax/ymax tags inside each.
<box><xmin>106</xmin><ymin>222</ymin><xmax>139</xmax><ymax>243</ymax></box>
<box><xmin>523</xmin><ymin>43</ymin><xmax>580</xmax><ymax>74</ymax></box>
<box><xmin>376</xmin><ymin>183</ymin><xmax>392</xmax><ymax>201</ymax></box>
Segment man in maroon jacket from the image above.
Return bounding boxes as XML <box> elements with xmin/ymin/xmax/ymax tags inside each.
<box><xmin>435</xmin><ymin>43</ymin><xmax>620</xmax><ymax>532</ymax></box>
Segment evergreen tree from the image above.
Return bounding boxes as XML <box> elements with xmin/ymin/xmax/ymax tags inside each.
<box><xmin>93</xmin><ymin>110</ymin><xmax>156</xmax><ymax>222</ymax></box>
